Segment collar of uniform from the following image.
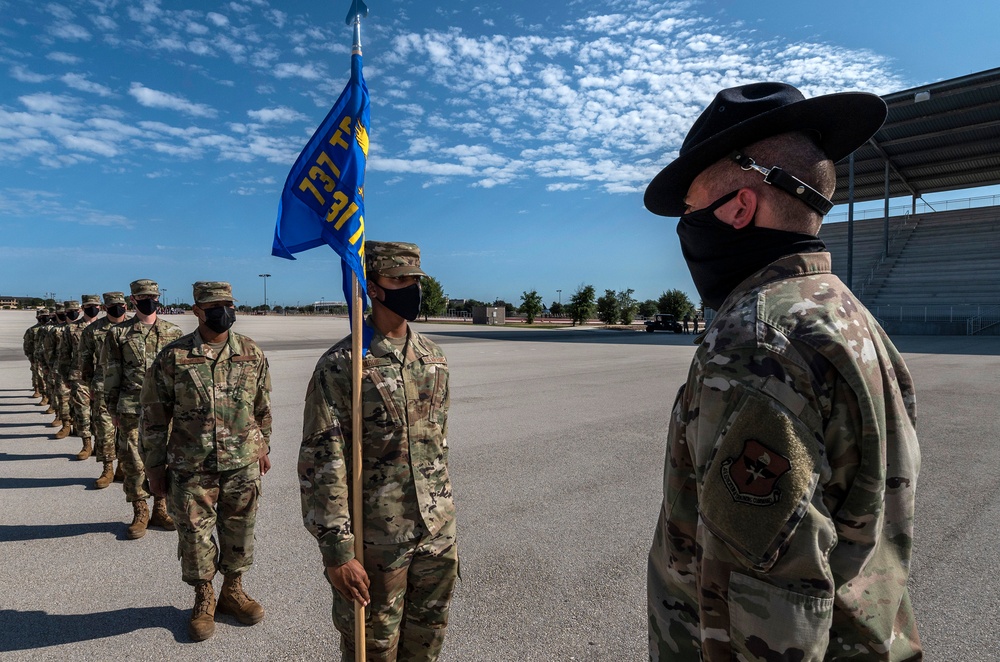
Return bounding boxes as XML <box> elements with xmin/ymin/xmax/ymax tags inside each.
<box><xmin>191</xmin><ymin>329</ymin><xmax>240</xmax><ymax>358</ymax></box>
<box><xmin>366</xmin><ymin>321</ymin><xmax>431</xmax><ymax>363</ymax></box>
<box><xmin>708</xmin><ymin>251</ymin><xmax>832</xmax><ymax>328</ymax></box>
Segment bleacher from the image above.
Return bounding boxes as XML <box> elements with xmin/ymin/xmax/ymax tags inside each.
<box><xmin>819</xmin><ymin>206</ymin><xmax>1000</xmax><ymax>334</ymax></box>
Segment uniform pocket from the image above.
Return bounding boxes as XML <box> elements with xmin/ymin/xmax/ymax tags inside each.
<box><xmin>728</xmin><ymin>571</ymin><xmax>832</xmax><ymax>661</ymax></box>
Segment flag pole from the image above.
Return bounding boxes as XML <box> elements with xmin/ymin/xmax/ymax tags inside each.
<box><xmin>350</xmin><ymin>273</ymin><xmax>365</xmax><ymax>662</ymax></box>
<box><xmin>346</xmin><ymin>8</ymin><xmax>371</xmax><ymax>661</ymax></box>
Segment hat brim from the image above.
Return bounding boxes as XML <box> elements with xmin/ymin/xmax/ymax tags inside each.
<box><xmin>196</xmin><ymin>296</ymin><xmax>238</xmax><ymax>304</ymax></box>
<box><xmin>644</xmin><ymin>92</ymin><xmax>887</xmax><ymax>217</ymax></box>
<box><xmin>376</xmin><ymin>266</ymin><xmax>428</xmax><ymax>278</ymax></box>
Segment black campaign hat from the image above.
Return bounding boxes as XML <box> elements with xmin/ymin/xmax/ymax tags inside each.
<box><xmin>644</xmin><ymin>82</ymin><xmax>888</xmax><ymax>217</ymax></box>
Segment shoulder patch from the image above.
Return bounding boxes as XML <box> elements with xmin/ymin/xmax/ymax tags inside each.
<box><xmin>700</xmin><ymin>389</ymin><xmax>820</xmax><ymax>570</ymax></box>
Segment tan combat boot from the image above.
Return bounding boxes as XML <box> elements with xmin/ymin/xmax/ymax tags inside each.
<box><xmin>188</xmin><ymin>581</ymin><xmax>217</xmax><ymax>642</ymax></box>
<box><xmin>76</xmin><ymin>437</ymin><xmax>93</xmax><ymax>461</ymax></box>
<box><xmin>95</xmin><ymin>461</ymin><xmax>115</xmax><ymax>489</ymax></box>
<box><xmin>126</xmin><ymin>500</ymin><xmax>149</xmax><ymax>539</ymax></box>
<box><xmin>113</xmin><ymin>461</ymin><xmax>124</xmax><ymax>482</ymax></box>
<box><xmin>49</xmin><ymin>417</ymin><xmax>61</xmax><ymax>427</ymax></box>
<box><xmin>54</xmin><ymin>422</ymin><xmax>72</xmax><ymax>439</ymax></box>
<box><xmin>37</xmin><ymin>395</ymin><xmax>49</xmax><ymax>406</ymax></box>
<box><xmin>217</xmin><ymin>574</ymin><xmax>265</xmax><ymax>625</ymax></box>
<box><xmin>150</xmin><ymin>498</ymin><xmax>176</xmax><ymax>531</ymax></box>
<box><xmin>32</xmin><ymin>389</ymin><xmax>41</xmax><ymax>398</ymax></box>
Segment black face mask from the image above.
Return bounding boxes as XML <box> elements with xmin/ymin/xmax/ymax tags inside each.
<box><xmin>83</xmin><ymin>306</ymin><xmax>101</xmax><ymax>319</ymax></box>
<box><xmin>135</xmin><ymin>298</ymin><xmax>158</xmax><ymax>315</ymax></box>
<box><xmin>65</xmin><ymin>310</ymin><xmax>80</xmax><ymax>322</ymax></box>
<box><xmin>107</xmin><ymin>304</ymin><xmax>126</xmax><ymax>318</ymax></box>
<box><xmin>203</xmin><ymin>307</ymin><xmax>237</xmax><ymax>334</ymax></box>
<box><xmin>677</xmin><ymin>190</ymin><xmax>826</xmax><ymax>311</ymax></box>
<box><xmin>379</xmin><ymin>283</ymin><xmax>421</xmax><ymax>321</ymax></box>
<box><xmin>56</xmin><ymin>314</ymin><xmax>66</xmax><ymax>323</ymax></box>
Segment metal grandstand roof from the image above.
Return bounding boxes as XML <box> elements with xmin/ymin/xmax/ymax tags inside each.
<box><xmin>832</xmin><ymin>67</ymin><xmax>1000</xmax><ymax>205</ymax></box>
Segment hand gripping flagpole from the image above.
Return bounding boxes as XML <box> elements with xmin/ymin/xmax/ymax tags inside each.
<box><xmin>346</xmin><ymin>6</ymin><xmax>370</xmax><ymax>661</ymax></box>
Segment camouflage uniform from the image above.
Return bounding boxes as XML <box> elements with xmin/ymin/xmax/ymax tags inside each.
<box><xmin>79</xmin><ymin>292</ymin><xmax>127</xmax><ymax>464</ymax></box>
<box><xmin>140</xmin><ymin>288</ymin><xmax>272</xmax><ymax>585</ymax></box>
<box><xmin>23</xmin><ymin>311</ymin><xmax>46</xmax><ymax>396</ymax></box>
<box><xmin>647</xmin><ymin>252</ymin><xmax>921</xmax><ymax>660</ymax></box>
<box><xmin>62</xmin><ymin>297</ymin><xmax>99</xmax><ymax>446</ymax></box>
<box><xmin>33</xmin><ymin>310</ymin><xmax>55</xmax><ymax>405</ymax></box>
<box><xmin>102</xmin><ymin>281</ymin><xmax>183</xmax><ymax>503</ymax></box>
<box><xmin>43</xmin><ymin>303</ymin><xmax>72</xmax><ymax>428</ymax></box>
<box><xmin>300</xmin><ymin>242</ymin><xmax>458</xmax><ymax>662</ymax></box>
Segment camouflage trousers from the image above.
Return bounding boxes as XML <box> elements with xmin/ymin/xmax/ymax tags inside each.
<box><xmin>166</xmin><ymin>462</ymin><xmax>261</xmax><ymax>586</ymax></box>
<box><xmin>116</xmin><ymin>413</ymin><xmax>149</xmax><ymax>502</ymax></box>
<box><xmin>48</xmin><ymin>373</ymin><xmax>71</xmax><ymax>422</ymax></box>
<box><xmin>70</xmin><ymin>381</ymin><xmax>93</xmax><ymax>441</ymax></box>
<box><xmin>333</xmin><ymin>517</ymin><xmax>458</xmax><ymax>662</ymax></box>
<box><xmin>30</xmin><ymin>360</ymin><xmax>43</xmax><ymax>392</ymax></box>
<box><xmin>92</xmin><ymin>393</ymin><xmax>117</xmax><ymax>462</ymax></box>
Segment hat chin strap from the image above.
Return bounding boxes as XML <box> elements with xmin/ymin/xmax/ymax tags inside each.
<box><xmin>730</xmin><ymin>151</ymin><xmax>834</xmax><ymax>216</ymax></box>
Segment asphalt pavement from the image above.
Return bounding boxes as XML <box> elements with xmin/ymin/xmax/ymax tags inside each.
<box><xmin>1</xmin><ymin>310</ymin><xmax>999</xmax><ymax>660</ymax></box>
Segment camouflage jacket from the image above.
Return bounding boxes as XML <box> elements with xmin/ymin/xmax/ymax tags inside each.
<box><xmin>40</xmin><ymin>324</ymin><xmax>66</xmax><ymax>373</ymax></box>
<box><xmin>102</xmin><ymin>316</ymin><xmax>183</xmax><ymax>415</ymax></box>
<box><xmin>140</xmin><ymin>329</ymin><xmax>272</xmax><ymax>473</ymax></box>
<box><xmin>58</xmin><ymin>318</ymin><xmax>93</xmax><ymax>382</ymax></box>
<box><xmin>22</xmin><ymin>323</ymin><xmax>42</xmax><ymax>360</ymax></box>
<box><xmin>77</xmin><ymin>317</ymin><xmax>117</xmax><ymax>392</ymax></box>
<box><xmin>648</xmin><ymin>252</ymin><xmax>921</xmax><ymax>661</ymax></box>
<box><xmin>299</xmin><ymin>324</ymin><xmax>454</xmax><ymax>567</ymax></box>
<box><xmin>33</xmin><ymin>323</ymin><xmax>54</xmax><ymax>369</ymax></box>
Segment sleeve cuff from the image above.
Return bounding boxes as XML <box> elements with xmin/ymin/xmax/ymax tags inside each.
<box><xmin>320</xmin><ymin>536</ymin><xmax>356</xmax><ymax>567</ymax></box>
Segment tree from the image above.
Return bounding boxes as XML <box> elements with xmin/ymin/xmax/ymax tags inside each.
<box><xmin>596</xmin><ymin>289</ymin><xmax>620</xmax><ymax>325</ymax></box>
<box><xmin>520</xmin><ymin>290</ymin><xmax>543</xmax><ymax>324</ymax></box>
<box><xmin>638</xmin><ymin>299</ymin><xmax>658</xmax><ymax>319</ymax></box>
<box><xmin>567</xmin><ymin>284</ymin><xmax>596</xmax><ymax>326</ymax></box>
<box><xmin>549</xmin><ymin>301</ymin><xmax>564</xmax><ymax>317</ymax></box>
<box><xmin>658</xmin><ymin>289</ymin><xmax>695</xmax><ymax>319</ymax></box>
<box><xmin>617</xmin><ymin>289</ymin><xmax>638</xmax><ymax>325</ymax></box>
<box><xmin>420</xmin><ymin>276</ymin><xmax>447</xmax><ymax>321</ymax></box>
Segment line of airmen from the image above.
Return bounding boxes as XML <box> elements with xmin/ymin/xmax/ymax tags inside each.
<box><xmin>22</xmin><ymin>283</ymin><xmax>181</xmax><ymax>536</ymax></box>
<box><xmin>19</xmin><ymin>249</ymin><xmax>459</xmax><ymax>659</ymax></box>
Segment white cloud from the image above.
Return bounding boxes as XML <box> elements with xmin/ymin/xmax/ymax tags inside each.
<box><xmin>128</xmin><ymin>83</ymin><xmax>217</xmax><ymax>118</ymax></box>
<box><xmin>547</xmin><ymin>183</ymin><xmax>584</xmax><ymax>191</ymax></box>
<box><xmin>61</xmin><ymin>73</ymin><xmax>114</xmax><ymax>96</ymax></box>
<box><xmin>47</xmin><ymin>51</ymin><xmax>81</xmax><ymax>64</ymax></box>
<box><xmin>206</xmin><ymin>12</ymin><xmax>229</xmax><ymax>27</ymax></box>
<box><xmin>48</xmin><ymin>22</ymin><xmax>92</xmax><ymax>41</ymax></box>
<box><xmin>247</xmin><ymin>106</ymin><xmax>307</xmax><ymax>123</ymax></box>
<box><xmin>18</xmin><ymin>93</ymin><xmax>80</xmax><ymax>114</ymax></box>
<box><xmin>273</xmin><ymin>62</ymin><xmax>323</xmax><ymax>80</ymax></box>
<box><xmin>91</xmin><ymin>14</ymin><xmax>118</xmax><ymax>31</ymax></box>
<box><xmin>61</xmin><ymin>134</ymin><xmax>119</xmax><ymax>157</ymax></box>
<box><xmin>10</xmin><ymin>66</ymin><xmax>51</xmax><ymax>83</ymax></box>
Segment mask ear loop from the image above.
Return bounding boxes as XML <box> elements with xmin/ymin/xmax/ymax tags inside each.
<box><xmin>730</xmin><ymin>151</ymin><xmax>834</xmax><ymax>216</ymax></box>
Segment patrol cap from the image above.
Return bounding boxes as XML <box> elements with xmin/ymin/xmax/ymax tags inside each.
<box><xmin>81</xmin><ymin>294</ymin><xmax>101</xmax><ymax>306</ymax></box>
<box><xmin>103</xmin><ymin>291</ymin><xmax>126</xmax><ymax>306</ymax></box>
<box><xmin>365</xmin><ymin>241</ymin><xmax>427</xmax><ymax>278</ymax></box>
<box><xmin>130</xmin><ymin>279</ymin><xmax>160</xmax><ymax>296</ymax></box>
<box><xmin>64</xmin><ymin>300</ymin><xmax>81</xmax><ymax>310</ymax></box>
<box><xmin>36</xmin><ymin>308</ymin><xmax>46</xmax><ymax>317</ymax></box>
<box><xmin>192</xmin><ymin>281</ymin><xmax>237</xmax><ymax>305</ymax></box>
<box><xmin>54</xmin><ymin>303</ymin><xmax>65</xmax><ymax>312</ymax></box>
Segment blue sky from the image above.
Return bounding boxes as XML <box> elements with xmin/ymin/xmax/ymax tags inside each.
<box><xmin>2</xmin><ymin>0</ymin><xmax>997</xmax><ymax>308</ymax></box>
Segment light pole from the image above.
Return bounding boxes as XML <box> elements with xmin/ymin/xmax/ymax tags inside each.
<box><xmin>161</xmin><ymin>288</ymin><xmax>167</xmax><ymax>312</ymax></box>
<box><xmin>258</xmin><ymin>273</ymin><xmax>271</xmax><ymax>310</ymax></box>
<box><xmin>556</xmin><ymin>289</ymin><xmax>562</xmax><ymax>304</ymax></box>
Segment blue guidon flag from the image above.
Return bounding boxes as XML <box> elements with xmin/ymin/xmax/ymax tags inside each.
<box><xmin>272</xmin><ymin>50</ymin><xmax>371</xmax><ymax>328</ymax></box>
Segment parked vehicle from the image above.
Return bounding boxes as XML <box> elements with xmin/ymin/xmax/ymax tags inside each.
<box><xmin>645</xmin><ymin>313</ymin><xmax>682</xmax><ymax>333</ymax></box>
